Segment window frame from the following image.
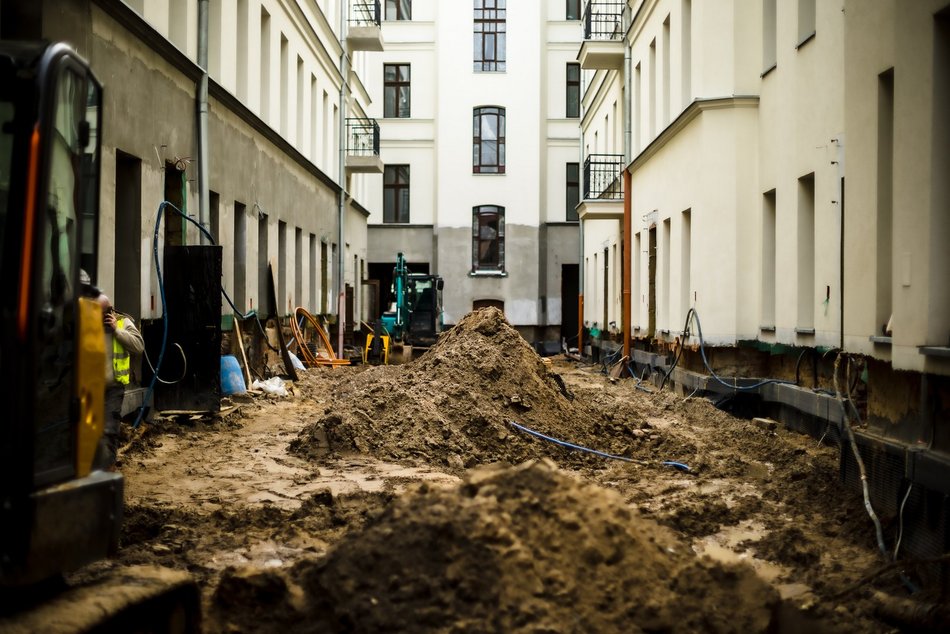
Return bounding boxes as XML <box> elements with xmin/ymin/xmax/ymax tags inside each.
<box><xmin>473</xmin><ymin>106</ymin><xmax>506</xmax><ymax>174</ymax></box>
<box><xmin>566</xmin><ymin>0</ymin><xmax>581</xmax><ymax>20</ymax></box>
<box><xmin>472</xmin><ymin>205</ymin><xmax>505</xmax><ymax>273</ymax></box>
<box><xmin>566</xmin><ymin>162</ymin><xmax>579</xmax><ymax>221</ymax></box>
<box><xmin>385</xmin><ymin>0</ymin><xmax>411</xmax><ymax>21</ymax></box>
<box><xmin>566</xmin><ymin>62</ymin><xmax>580</xmax><ymax>118</ymax></box>
<box><xmin>383</xmin><ymin>63</ymin><xmax>411</xmax><ymax>118</ymax></box>
<box><xmin>383</xmin><ymin>164</ymin><xmax>411</xmax><ymax>223</ymax></box>
<box><xmin>474</xmin><ymin>0</ymin><xmax>507</xmax><ymax>72</ymax></box>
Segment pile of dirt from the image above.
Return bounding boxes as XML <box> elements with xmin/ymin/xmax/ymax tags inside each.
<box><xmin>211</xmin><ymin>461</ymin><xmax>780</xmax><ymax>633</ymax></box>
<box><xmin>292</xmin><ymin>308</ymin><xmax>653</xmax><ymax>470</ymax></box>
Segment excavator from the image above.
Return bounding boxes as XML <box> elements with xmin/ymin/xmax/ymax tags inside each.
<box><xmin>0</xmin><ymin>42</ymin><xmax>199</xmax><ymax>631</ymax></box>
<box><xmin>364</xmin><ymin>252</ymin><xmax>444</xmax><ymax>364</ymax></box>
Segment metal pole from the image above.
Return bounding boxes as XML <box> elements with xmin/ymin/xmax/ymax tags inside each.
<box><xmin>336</xmin><ymin>0</ymin><xmax>348</xmax><ymax>358</ymax></box>
<box><xmin>622</xmin><ymin>29</ymin><xmax>632</xmax><ymax>359</ymax></box>
<box><xmin>197</xmin><ymin>0</ymin><xmax>210</xmax><ymax>245</ymax></box>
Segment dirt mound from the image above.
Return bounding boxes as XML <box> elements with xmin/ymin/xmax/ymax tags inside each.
<box><xmin>293</xmin><ymin>308</ymin><xmax>648</xmax><ymax>470</ymax></box>
<box><xmin>222</xmin><ymin>461</ymin><xmax>779</xmax><ymax>633</ymax></box>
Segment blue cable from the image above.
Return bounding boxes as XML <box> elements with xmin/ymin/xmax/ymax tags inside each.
<box><xmin>508</xmin><ymin>420</ymin><xmax>690</xmax><ymax>472</ymax></box>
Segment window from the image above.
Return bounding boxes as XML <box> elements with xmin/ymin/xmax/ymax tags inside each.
<box><xmin>566</xmin><ymin>0</ymin><xmax>580</xmax><ymax>20</ymax></box>
<box><xmin>566</xmin><ymin>163</ymin><xmax>579</xmax><ymax>220</ymax></box>
<box><xmin>798</xmin><ymin>0</ymin><xmax>816</xmax><ymax>45</ymax></box>
<box><xmin>566</xmin><ymin>63</ymin><xmax>580</xmax><ymax>118</ymax></box>
<box><xmin>385</xmin><ymin>0</ymin><xmax>411</xmax><ymax>20</ymax></box>
<box><xmin>472</xmin><ymin>205</ymin><xmax>505</xmax><ymax>272</ymax></box>
<box><xmin>763</xmin><ymin>0</ymin><xmax>776</xmax><ymax>72</ymax></box>
<box><xmin>384</xmin><ymin>64</ymin><xmax>410</xmax><ymax>118</ymax></box>
<box><xmin>383</xmin><ymin>165</ymin><xmax>410</xmax><ymax>223</ymax></box>
<box><xmin>474</xmin><ymin>0</ymin><xmax>506</xmax><ymax>72</ymax></box>
<box><xmin>473</xmin><ymin>106</ymin><xmax>506</xmax><ymax>173</ymax></box>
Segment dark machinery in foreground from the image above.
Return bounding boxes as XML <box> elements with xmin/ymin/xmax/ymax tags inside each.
<box><xmin>0</xmin><ymin>41</ymin><xmax>198</xmax><ymax>631</ymax></box>
<box><xmin>365</xmin><ymin>252</ymin><xmax>444</xmax><ymax>364</ymax></box>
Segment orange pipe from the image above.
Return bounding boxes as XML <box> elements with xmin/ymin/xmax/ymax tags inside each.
<box><xmin>622</xmin><ymin>168</ymin><xmax>632</xmax><ymax>359</ymax></box>
<box><xmin>18</xmin><ymin>125</ymin><xmax>41</xmax><ymax>340</ymax></box>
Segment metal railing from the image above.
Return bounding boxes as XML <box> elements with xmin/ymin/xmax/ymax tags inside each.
<box><xmin>349</xmin><ymin>0</ymin><xmax>381</xmax><ymax>27</ymax></box>
<box><xmin>583</xmin><ymin>154</ymin><xmax>624</xmax><ymax>200</ymax></box>
<box><xmin>583</xmin><ymin>1</ymin><xmax>625</xmax><ymax>40</ymax></box>
<box><xmin>345</xmin><ymin>118</ymin><xmax>380</xmax><ymax>157</ymax></box>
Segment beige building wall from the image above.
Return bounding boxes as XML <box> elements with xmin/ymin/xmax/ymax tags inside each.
<box><xmin>844</xmin><ymin>0</ymin><xmax>950</xmax><ymax>376</ymax></box>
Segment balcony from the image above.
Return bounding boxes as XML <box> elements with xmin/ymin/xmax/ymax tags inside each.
<box><xmin>347</xmin><ymin>0</ymin><xmax>384</xmax><ymax>52</ymax></box>
<box><xmin>578</xmin><ymin>153</ymin><xmax>624</xmax><ymax>221</ymax></box>
<box><xmin>578</xmin><ymin>1</ymin><xmax>625</xmax><ymax>71</ymax></box>
<box><xmin>345</xmin><ymin>118</ymin><xmax>383</xmax><ymax>173</ymax></box>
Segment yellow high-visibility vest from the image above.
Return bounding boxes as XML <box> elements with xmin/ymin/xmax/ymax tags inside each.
<box><xmin>113</xmin><ymin>317</ymin><xmax>130</xmax><ymax>385</ymax></box>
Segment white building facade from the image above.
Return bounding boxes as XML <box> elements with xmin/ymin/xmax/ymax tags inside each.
<box><xmin>363</xmin><ymin>0</ymin><xmax>583</xmax><ymax>347</ymax></box>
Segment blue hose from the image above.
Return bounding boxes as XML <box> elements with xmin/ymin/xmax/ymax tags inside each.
<box><xmin>132</xmin><ymin>201</ymin><xmax>247</xmax><ymax>428</ymax></box>
<box><xmin>508</xmin><ymin>420</ymin><xmax>690</xmax><ymax>472</ymax></box>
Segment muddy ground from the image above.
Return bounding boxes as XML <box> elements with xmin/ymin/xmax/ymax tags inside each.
<box><xmin>81</xmin><ymin>308</ymin><xmax>936</xmax><ymax>632</ymax></box>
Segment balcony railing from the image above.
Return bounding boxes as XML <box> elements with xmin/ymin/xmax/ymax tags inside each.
<box><xmin>349</xmin><ymin>0</ymin><xmax>381</xmax><ymax>27</ymax></box>
<box><xmin>583</xmin><ymin>154</ymin><xmax>624</xmax><ymax>200</ymax></box>
<box><xmin>583</xmin><ymin>1</ymin><xmax>625</xmax><ymax>40</ymax></box>
<box><xmin>346</xmin><ymin>117</ymin><xmax>380</xmax><ymax>157</ymax></box>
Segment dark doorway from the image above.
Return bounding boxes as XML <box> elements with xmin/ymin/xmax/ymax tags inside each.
<box><xmin>473</xmin><ymin>299</ymin><xmax>504</xmax><ymax>311</ymax></box>
<box><xmin>115</xmin><ymin>151</ymin><xmax>142</xmax><ymax>320</ymax></box>
<box><xmin>367</xmin><ymin>260</ymin><xmax>430</xmax><ymax>319</ymax></box>
<box><xmin>560</xmin><ymin>263</ymin><xmax>579</xmax><ymax>346</ymax></box>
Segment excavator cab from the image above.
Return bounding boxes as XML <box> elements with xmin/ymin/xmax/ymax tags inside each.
<box><xmin>0</xmin><ymin>41</ymin><xmax>117</xmax><ymax>586</ymax></box>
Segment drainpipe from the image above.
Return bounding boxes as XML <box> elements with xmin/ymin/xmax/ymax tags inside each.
<box><xmin>622</xmin><ymin>34</ymin><xmax>632</xmax><ymax>360</ymax></box>
<box><xmin>836</xmin><ymin>136</ymin><xmax>845</xmax><ymax>350</ymax></box>
<box><xmin>197</xmin><ymin>0</ymin><xmax>210</xmax><ymax>245</ymax></box>
<box><xmin>577</xmin><ymin>70</ymin><xmax>586</xmax><ymax>356</ymax></box>
<box><xmin>336</xmin><ymin>1</ymin><xmax>349</xmax><ymax>358</ymax></box>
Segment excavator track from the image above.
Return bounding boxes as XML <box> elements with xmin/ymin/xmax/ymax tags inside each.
<box><xmin>0</xmin><ymin>565</ymin><xmax>200</xmax><ymax>634</ymax></box>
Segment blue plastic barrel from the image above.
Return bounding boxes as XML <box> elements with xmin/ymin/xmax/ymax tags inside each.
<box><xmin>220</xmin><ymin>355</ymin><xmax>247</xmax><ymax>395</ymax></box>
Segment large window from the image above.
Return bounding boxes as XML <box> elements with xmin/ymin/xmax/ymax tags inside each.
<box><xmin>566</xmin><ymin>163</ymin><xmax>579</xmax><ymax>220</ymax></box>
<box><xmin>566</xmin><ymin>0</ymin><xmax>581</xmax><ymax>20</ymax></box>
<box><xmin>383</xmin><ymin>165</ymin><xmax>410</xmax><ymax>223</ymax></box>
<box><xmin>384</xmin><ymin>64</ymin><xmax>410</xmax><ymax>118</ymax></box>
<box><xmin>474</xmin><ymin>0</ymin><xmax>506</xmax><ymax>72</ymax></box>
<box><xmin>385</xmin><ymin>0</ymin><xmax>411</xmax><ymax>20</ymax></box>
<box><xmin>472</xmin><ymin>205</ymin><xmax>505</xmax><ymax>272</ymax></box>
<box><xmin>566</xmin><ymin>63</ymin><xmax>580</xmax><ymax>118</ymax></box>
<box><xmin>473</xmin><ymin>106</ymin><xmax>505</xmax><ymax>173</ymax></box>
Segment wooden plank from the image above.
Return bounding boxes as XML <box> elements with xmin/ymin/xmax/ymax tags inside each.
<box><xmin>267</xmin><ymin>263</ymin><xmax>298</xmax><ymax>381</ymax></box>
<box><xmin>232</xmin><ymin>315</ymin><xmax>252</xmax><ymax>387</ymax></box>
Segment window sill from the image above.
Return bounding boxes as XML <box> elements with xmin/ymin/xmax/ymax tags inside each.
<box><xmin>760</xmin><ymin>325</ymin><xmax>776</xmax><ymax>332</ymax></box>
<box><xmin>796</xmin><ymin>31</ymin><xmax>816</xmax><ymax>50</ymax></box>
<box><xmin>473</xmin><ymin>171</ymin><xmax>506</xmax><ymax>176</ymax></box>
<box><xmin>760</xmin><ymin>63</ymin><xmax>777</xmax><ymax>79</ymax></box>
<box><xmin>869</xmin><ymin>335</ymin><xmax>892</xmax><ymax>345</ymax></box>
<box><xmin>795</xmin><ymin>327</ymin><xmax>815</xmax><ymax>335</ymax></box>
<box><xmin>469</xmin><ymin>270</ymin><xmax>507</xmax><ymax>278</ymax></box>
<box><xmin>919</xmin><ymin>345</ymin><xmax>950</xmax><ymax>358</ymax></box>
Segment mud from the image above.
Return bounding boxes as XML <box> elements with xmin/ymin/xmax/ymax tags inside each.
<box><xmin>88</xmin><ymin>307</ymin><xmax>924</xmax><ymax>633</ymax></box>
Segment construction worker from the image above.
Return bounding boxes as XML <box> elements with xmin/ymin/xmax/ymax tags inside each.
<box><xmin>94</xmin><ymin>293</ymin><xmax>144</xmax><ymax>470</ymax></box>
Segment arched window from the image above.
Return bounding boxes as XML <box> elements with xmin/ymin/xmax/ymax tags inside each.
<box><xmin>472</xmin><ymin>205</ymin><xmax>505</xmax><ymax>272</ymax></box>
<box><xmin>473</xmin><ymin>106</ymin><xmax>505</xmax><ymax>173</ymax></box>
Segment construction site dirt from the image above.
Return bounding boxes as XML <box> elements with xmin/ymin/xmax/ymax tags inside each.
<box><xmin>80</xmin><ymin>308</ymin><xmax>939</xmax><ymax>633</ymax></box>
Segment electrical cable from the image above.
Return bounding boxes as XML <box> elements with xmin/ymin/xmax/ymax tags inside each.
<box><xmin>508</xmin><ymin>420</ymin><xmax>690</xmax><ymax>472</ymax></box>
<box><xmin>833</xmin><ymin>352</ymin><xmax>889</xmax><ymax>561</ymax></box>
<box><xmin>894</xmin><ymin>483</ymin><xmax>913</xmax><ymax>560</ymax></box>
<box><xmin>661</xmin><ymin>308</ymin><xmax>797</xmax><ymax>393</ymax></box>
<box><xmin>143</xmin><ymin>343</ymin><xmax>187</xmax><ymax>385</ymax></box>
